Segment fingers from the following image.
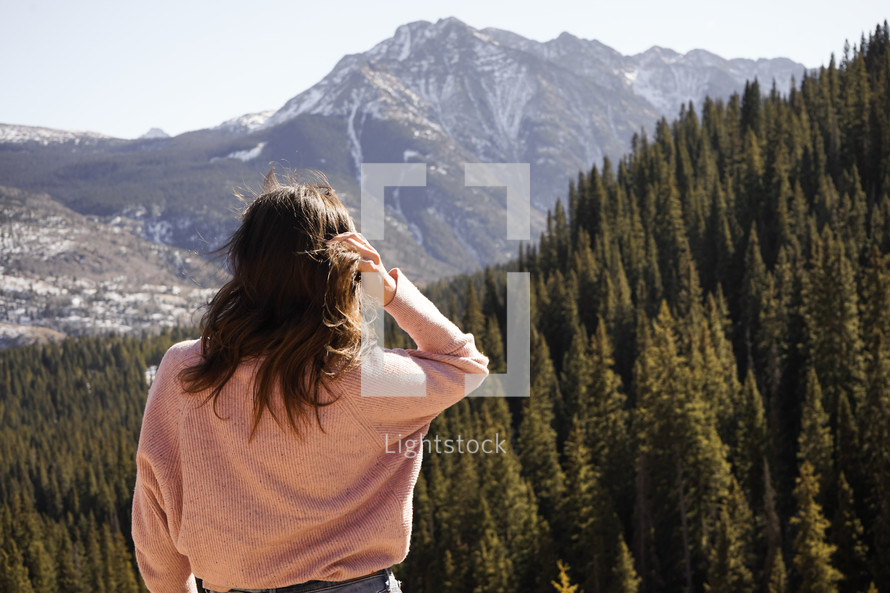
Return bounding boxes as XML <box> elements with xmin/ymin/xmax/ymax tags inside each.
<box><xmin>332</xmin><ymin>237</ymin><xmax>376</xmax><ymax>261</ymax></box>
<box><xmin>329</xmin><ymin>231</ymin><xmax>370</xmax><ymax>246</ymax></box>
<box><xmin>328</xmin><ymin>232</ymin><xmax>396</xmax><ymax>304</ymax></box>
<box><xmin>328</xmin><ymin>232</ymin><xmax>380</xmax><ymax>264</ymax></box>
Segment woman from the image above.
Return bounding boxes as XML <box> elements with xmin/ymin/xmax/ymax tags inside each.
<box><xmin>132</xmin><ymin>171</ymin><xmax>489</xmax><ymax>593</ymax></box>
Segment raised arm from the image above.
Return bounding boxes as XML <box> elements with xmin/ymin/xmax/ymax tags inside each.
<box><xmin>337</xmin><ymin>267</ymin><xmax>489</xmax><ymax>437</ymax></box>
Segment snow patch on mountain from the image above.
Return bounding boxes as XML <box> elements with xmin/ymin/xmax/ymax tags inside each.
<box><xmin>0</xmin><ymin>123</ymin><xmax>113</xmax><ymax>145</ymax></box>
<box><xmin>403</xmin><ymin>149</ymin><xmax>423</xmax><ymax>161</ymax></box>
<box><xmin>140</xmin><ymin>127</ymin><xmax>170</xmax><ymax>139</ymax></box>
<box><xmin>210</xmin><ymin>142</ymin><xmax>267</xmax><ymax>163</ymax></box>
<box><xmin>630</xmin><ymin>48</ymin><xmax>804</xmax><ymax>116</ymax></box>
<box><xmin>346</xmin><ymin>90</ymin><xmax>366</xmax><ymax>174</ymax></box>
<box><xmin>216</xmin><ymin>110</ymin><xmax>275</xmax><ymax>134</ymax></box>
<box><xmin>144</xmin><ymin>219</ymin><xmax>174</xmax><ymax>244</ymax></box>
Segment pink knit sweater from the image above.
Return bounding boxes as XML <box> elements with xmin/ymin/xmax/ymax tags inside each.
<box><xmin>132</xmin><ymin>270</ymin><xmax>489</xmax><ymax>593</ymax></box>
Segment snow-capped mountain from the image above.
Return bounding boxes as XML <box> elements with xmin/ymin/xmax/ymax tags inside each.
<box><xmin>214</xmin><ymin>110</ymin><xmax>275</xmax><ymax>135</ymax></box>
<box><xmin>261</xmin><ymin>18</ymin><xmax>659</xmax><ymax>196</ymax></box>
<box><xmin>260</xmin><ymin>18</ymin><xmax>803</xmax><ymax>190</ymax></box>
<box><xmin>0</xmin><ymin>123</ymin><xmax>114</xmax><ymax>146</ymax></box>
<box><xmin>624</xmin><ymin>45</ymin><xmax>803</xmax><ymax>115</ymax></box>
<box><xmin>140</xmin><ymin>127</ymin><xmax>170</xmax><ymax>139</ymax></box>
<box><xmin>0</xmin><ymin>17</ymin><xmax>807</xmax><ymax>282</ymax></box>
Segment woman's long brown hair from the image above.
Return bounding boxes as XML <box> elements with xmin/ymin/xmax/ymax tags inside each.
<box><xmin>179</xmin><ymin>169</ymin><xmax>363</xmax><ymax>438</ymax></box>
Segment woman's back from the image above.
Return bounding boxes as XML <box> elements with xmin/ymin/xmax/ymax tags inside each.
<box><xmin>133</xmin><ymin>264</ymin><xmax>489</xmax><ymax>592</ymax></box>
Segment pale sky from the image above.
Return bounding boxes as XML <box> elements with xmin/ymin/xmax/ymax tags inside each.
<box><xmin>1</xmin><ymin>0</ymin><xmax>886</xmax><ymax>139</ymax></box>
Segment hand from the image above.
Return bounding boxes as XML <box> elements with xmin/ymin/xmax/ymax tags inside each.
<box><xmin>327</xmin><ymin>232</ymin><xmax>397</xmax><ymax>306</ymax></box>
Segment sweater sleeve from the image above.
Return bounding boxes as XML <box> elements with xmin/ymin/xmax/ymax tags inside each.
<box><xmin>132</xmin><ymin>459</ymin><xmax>197</xmax><ymax>593</ymax></box>
<box><xmin>132</xmin><ymin>345</ymin><xmax>199</xmax><ymax>593</ymax></box>
<box><xmin>339</xmin><ymin>269</ymin><xmax>489</xmax><ymax>436</ymax></box>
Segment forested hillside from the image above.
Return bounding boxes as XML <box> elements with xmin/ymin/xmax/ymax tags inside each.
<box><xmin>407</xmin><ymin>22</ymin><xmax>890</xmax><ymax>593</ymax></box>
<box><xmin>2</xmin><ymin>22</ymin><xmax>889</xmax><ymax>593</ymax></box>
<box><xmin>0</xmin><ymin>330</ymin><xmax>193</xmax><ymax>592</ymax></box>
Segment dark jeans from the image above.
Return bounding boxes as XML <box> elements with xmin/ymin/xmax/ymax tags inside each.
<box><xmin>201</xmin><ymin>568</ymin><xmax>402</xmax><ymax>593</ymax></box>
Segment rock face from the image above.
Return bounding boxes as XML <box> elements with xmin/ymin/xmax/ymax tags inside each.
<box><xmin>265</xmin><ymin>18</ymin><xmax>802</xmax><ymax>209</ymax></box>
<box><xmin>0</xmin><ymin>18</ymin><xmax>807</xmax><ymax>280</ymax></box>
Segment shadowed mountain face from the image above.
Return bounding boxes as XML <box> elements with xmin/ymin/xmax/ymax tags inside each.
<box><xmin>0</xmin><ymin>17</ymin><xmax>805</xmax><ymax>281</ymax></box>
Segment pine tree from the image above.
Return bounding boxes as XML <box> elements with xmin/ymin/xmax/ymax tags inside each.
<box><xmin>463</xmin><ymin>282</ymin><xmax>487</xmax><ymax>342</ymax></box>
<box><xmin>859</xmin><ymin>249</ymin><xmax>890</xmax><ymax>585</ymax></box>
<box><xmin>704</xmin><ymin>476</ymin><xmax>756</xmax><ymax>593</ymax></box>
<box><xmin>740</xmin><ymin>225</ymin><xmax>768</xmax><ymax>376</ymax></box>
<box><xmin>585</xmin><ymin>318</ymin><xmax>630</xmax><ymax>476</ymax></box>
<box><xmin>709</xmin><ymin>179</ymin><xmax>737</xmax><ymax>290</ymax></box>
<box><xmin>404</xmin><ymin>472</ymin><xmax>435</xmax><ymax>593</ymax></box>
<box><xmin>482</xmin><ymin>315</ymin><xmax>506</xmax><ymax>373</ymax></box>
<box><xmin>831</xmin><ymin>472</ymin><xmax>868</xmax><ymax>593</ymax></box>
<box><xmin>766</xmin><ymin>552</ymin><xmax>788</xmax><ymax>593</ymax></box>
<box><xmin>803</xmin><ymin>226</ymin><xmax>866</xmax><ymax>430</ymax></box>
<box><xmin>541</xmin><ymin>271</ymin><xmax>580</xmax><ymax>373</ymax></box>
<box><xmin>741</xmin><ymin>78</ymin><xmax>764</xmax><ymax>137</ymax></box>
<box><xmin>518</xmin><ymin>337</ymin><xmax>566</xmax><ymax>524</ymax></box>
<box><xmin>561</xmin><ymin>419</ymin><xmax>612</xmax><ymax>593</ymax></box>
<box><xmin>734</xmin><ymin>370</ymin><xmax>767</xmax><ymax>503</ymax></box>
<box><xmin>762</xmin><ymin>458</ymin><xmax>783</xmax><ymax>591</ymax></box>
<box><xmin>609</xmin><ymin>537</ymin><xmax>641</xmax><ymax>593</ymax></box>
<box><xmin>798</xmin><ymin>367</ymin><xmax>833</xmax><ymax>500</ymax></box>
<box><xmin>471</xmin><ymin>502</ymin><xmax>515</xmax><ymax>593</ymax></box>
<box><xmin>632</xmin><ymin>302</ymin><xmax>732</xmax><ymax>592</ymax></box>
<box><xmin>560</xmin><ymin>323</ymin><xmax>592</xmax><ymax>437</ymax></box>
<box><xmin>631</xmin><ymin>453</ymin><xmax>660</xmax><ymax>593</ymax></box>
<box><xmin>0</xmin><ymin>541</ymin><xmax>35</xmax><ymax>593</ymax></box>
<box><xmin>102</xmin><ymin>524</ymin><xmax>140</xmax><ymax>593</ymax></box>
<box><xmin>476</xmin><ymin>405</ymin><xmax>552</xmax><ymax>592</ymax></box>
<box><xmin>833</xmin><ymin>391</ymin><xmax>862</xmax><ymax>513</ymax></box>
<box><xmin>56</xmin><ymin>527</ymin><xmax>82</xmax><ymax>593</ymax></box>
<box><xmin>16</xmin><ymin>510</ymin><xmax>56</xmax><ymax>592</ymax></box>
<box><xmin>574</xmin><ymin>228</ymin><xmax>601</xmax><ymax>333</ymax></box>
<box><xmin>701</xmin><ymin>289</ymin><xmax>742</xmax><ymax>441</ymax></box>
<box><xmin>552</xmin><ymin>560</ymin><xmax>581</xmax><ymax>593</ymax></box>
<box><xmin>791</xmin><ymin>460</ymin><xmax>842</xmax><ymax>593</ymax></box>
<box><xmin>482</xmin><ymin>267</ymin><xmax>505</xmax><ymax>331</ymax></box>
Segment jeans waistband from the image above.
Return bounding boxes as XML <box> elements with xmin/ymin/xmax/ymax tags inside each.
<box><xmin>204</xmin><ymin>568</ymin><xmax>392</xmax><ymax>593</ymax></box>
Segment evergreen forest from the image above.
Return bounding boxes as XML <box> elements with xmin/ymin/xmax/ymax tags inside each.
<box><xmin>2</xmin><ymin>22</ymin><xmax>890</xmax><ymax>593</ymax></box>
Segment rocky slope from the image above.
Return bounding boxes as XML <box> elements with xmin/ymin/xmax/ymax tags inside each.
<box><xmin>0</xmin><ymin>186</ymin><xmax>220</xmax><ymax>347</ymax></box>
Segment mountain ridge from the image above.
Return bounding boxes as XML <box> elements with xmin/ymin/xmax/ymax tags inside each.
<box><xmin>0</xmin><ymin>18</ymin><xmax>806</xmax><ymax>281</ymax></box>
<box><xmin>1</xmin><ymin>19</ymin><xmax>805</xmax><ymax>143</ymax></box>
